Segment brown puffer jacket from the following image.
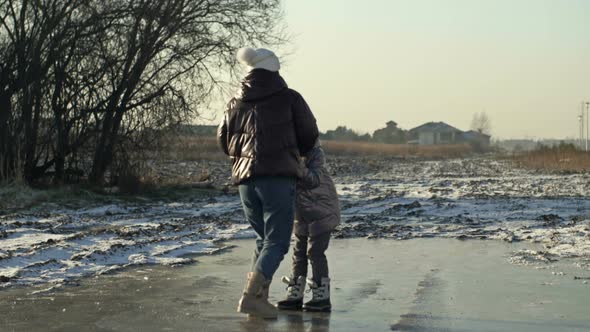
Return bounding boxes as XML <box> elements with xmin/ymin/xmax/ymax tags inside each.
<box><xmin>294</xmin><ymin>141</ymin><xmax>341</xmax><ymax>237</ymax></box>
<box><xmin>218</xmin><ymin>69</ymin><xmax>319</xmax><ymax>185</ymax></box>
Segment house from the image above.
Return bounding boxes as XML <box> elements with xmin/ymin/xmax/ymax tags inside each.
<box><xmin>462</xmin><ymin>130</ymin><xmax>491</xmax><ymax>150</ymax></box>
<box><xmin>408</xmin><ymin>122</ymin><xmax>463</xmax><ymax>145</ymax></box>
<box><xmin>372</xmin><ymin>121</ymin><xmax>406</xmax><ymax>144</ymax></box>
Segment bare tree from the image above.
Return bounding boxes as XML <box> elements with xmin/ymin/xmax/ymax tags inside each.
<box><xmin>470</xmin><ymin>111</ymin><xmax>492</xmax><ymax>136</ymax></box>
<box><xmin>0</xmin><ymin>0</ymin><xmax>285</xmax><ymax>184</ymax></box>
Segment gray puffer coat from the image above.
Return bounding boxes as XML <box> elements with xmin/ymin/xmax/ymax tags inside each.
<box><xmin>294</xmin><ymin>141</ymin><xmax>340</xmax><ymax>237</ymax></box>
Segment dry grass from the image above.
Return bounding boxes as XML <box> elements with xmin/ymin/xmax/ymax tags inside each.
<box><xmin>322</xmin><ymin>141</ymin><xmax>473</xmax><ymax>158</ymax></box>
<box><xmin>156</xmin><ymin>136</ymin><xmax>474</xmax><ymax>160</ymax></box>
<box><xmin>153</xmin><ymin>135</ymin><xmax>475</xmax><ymax>160</ymax></box>
<box><xmin>152</xmin><ymin>136</ymin><xmax>225</xmax><ymax>161</ymax></box>
<box><xmin>514</xmin><ymin>149</ymin><xmax>590</xmax><ymax>173</ymax></box>
<box><xmin>0</xmin><ymin>182</ymin><xmax>43</xmax><ymax>211</ymax></box>
<box><xmin>0</xmin><ymin>182</ymin><xmax>111</xmax><ymax>212</ymax></box>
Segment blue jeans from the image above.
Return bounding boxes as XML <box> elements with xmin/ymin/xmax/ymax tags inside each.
<box><xmin>239</xmin><ymin>176</ymin><xmax>296</xmax><ymax>280</ymax></box>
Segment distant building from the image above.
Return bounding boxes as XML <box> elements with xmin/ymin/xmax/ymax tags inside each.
<box><xmin>372</xmin><ymin>121</ymin><xmax>406</xmax><ymax>144</ymax></box>
<box><xmin>462</xmin><ymin>130</ymin><xmax>491</xmax><ymax>150</ymax></box>
<box><xmin>408</xmin><ymin>122</ymin><xmax>463</xmax><ymax>145</ymax></box>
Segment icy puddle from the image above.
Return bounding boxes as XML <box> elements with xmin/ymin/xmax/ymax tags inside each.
<box><xmin>1</xmin><ymin>238</ymin><xmax>589</xmax><ymax>332</ymax></box>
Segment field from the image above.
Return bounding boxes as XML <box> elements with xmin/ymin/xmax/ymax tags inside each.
<box><xmin>321</xmin><ymin>140</ymin><xmax>473</xmax><ymax>158</ymax></box>
<box><xmin>513</xmin><ymin>148</ymin><xmax>590</xmax><ymax>173</ymax></box>
<box><xmin>151</xmin><ymin>135</ymin><xmax>590</xmax><ymax>174</ymax></box>
<box><xmin>1</xmin><ymin>144</ymin><xmax>589</xmax><ymax>288</ymax></box>
<box><xmin>153</xmin><ymin>136</ymin><xmax>474</xmax><ymax>160</ymax></box>
<box><xmin>151</xmin><ymin>136</ymin><xmax>226</xmax><ymax>162</ymax></box>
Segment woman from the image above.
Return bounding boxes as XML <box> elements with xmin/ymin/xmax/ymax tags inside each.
<box><xmin>217</xmin><ymin>47</ymin><xmax>319</xmax><ymax>319</ymax></box>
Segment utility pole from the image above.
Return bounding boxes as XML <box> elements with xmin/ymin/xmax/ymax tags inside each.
<box><xmin>578</xmin><ymin>114</ymin><xmax>584</xmax><ymax>150</ymax></box>
<box><xmin>587</xmin><ymin>102</ymin><xmax>590</xmax><ymax>152</ymax></box>
<box><xmin>582</xmin><ymin>102</ymin><xmax>586</xmax><ymax>150</ymax></box>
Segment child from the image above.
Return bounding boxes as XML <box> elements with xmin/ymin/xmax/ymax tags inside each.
<box><xmin>277</xmin><ymin>140</ymin><xmax>340</xmax><ymax>312</ymax></box>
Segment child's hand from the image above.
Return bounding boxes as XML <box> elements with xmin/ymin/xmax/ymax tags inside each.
<box><xmin>296</xmin><ymin>158</ymin><xmax>307</xmax><ymax>179</ymax></box>
<box><xmin>298</xmin><ymin>167</ymin><xmax>321</xmax><ymax>190</ymax></box>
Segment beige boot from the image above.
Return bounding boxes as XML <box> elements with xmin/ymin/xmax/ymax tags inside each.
<box><xmin>259</xmin><ymin>279</ymin><xmax>271</xmax><ymax>299</ymax></box>
<box><xmin>237</xmin><ymin>272</ymin><xmax>277</xmax><ymax>319</ymax></box>
<box><xmin>248</xmin><ymin>278</ymin><xmax>271</xmax><ymax>318</ymax></box>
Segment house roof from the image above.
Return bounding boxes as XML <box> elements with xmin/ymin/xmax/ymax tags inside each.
<box><xmin>463</xmin><ymin>130</ymin><xmax>491</xmax><ymax>138</ymax></box>
<box><xmin>409</xmin><ymin>122</ymin><xmax>463</xmax><ymax>134</ymax></box>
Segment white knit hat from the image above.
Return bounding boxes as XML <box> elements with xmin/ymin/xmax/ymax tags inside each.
<box><xmin>236</xmin><ymin>47</ymin><xmax>280</xmax><ymax>72</ymax></box>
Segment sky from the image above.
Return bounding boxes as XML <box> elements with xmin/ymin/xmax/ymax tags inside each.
<box><xmin>273</xmin><ymin>0</ymin><xmax>590</xmax><ymax>139</ymax></box>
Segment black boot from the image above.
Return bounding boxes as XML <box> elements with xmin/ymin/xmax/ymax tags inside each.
<box><xmin>276</xmin><ymin>276</ymin><xmax>305</xmax><ymax>310</ymax></box>
<box><xmin>303</xmin><ymin>277</ymin><xmax>331</xmax><ymax>312</ymax></box>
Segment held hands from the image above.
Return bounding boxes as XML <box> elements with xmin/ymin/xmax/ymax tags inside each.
<box><xmin>297</xmin><ymin>164</ymin><xmax>321</xmax><ymax>190</ymax></box>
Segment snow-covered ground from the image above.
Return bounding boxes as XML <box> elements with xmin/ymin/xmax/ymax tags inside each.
<box><xmin>0</xmin><ymin>196</ymin><xmax>252</xmax><ymax>288</ymax></box>
<box><xmin>1</xmin><ymin>157</ymin><xmax>589</xmax><ymax>288</ymax></box>
<box><xmin>333</xmin><ymin>158</ymin><xmax>590</xmax><ymax>269</ymax></box>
